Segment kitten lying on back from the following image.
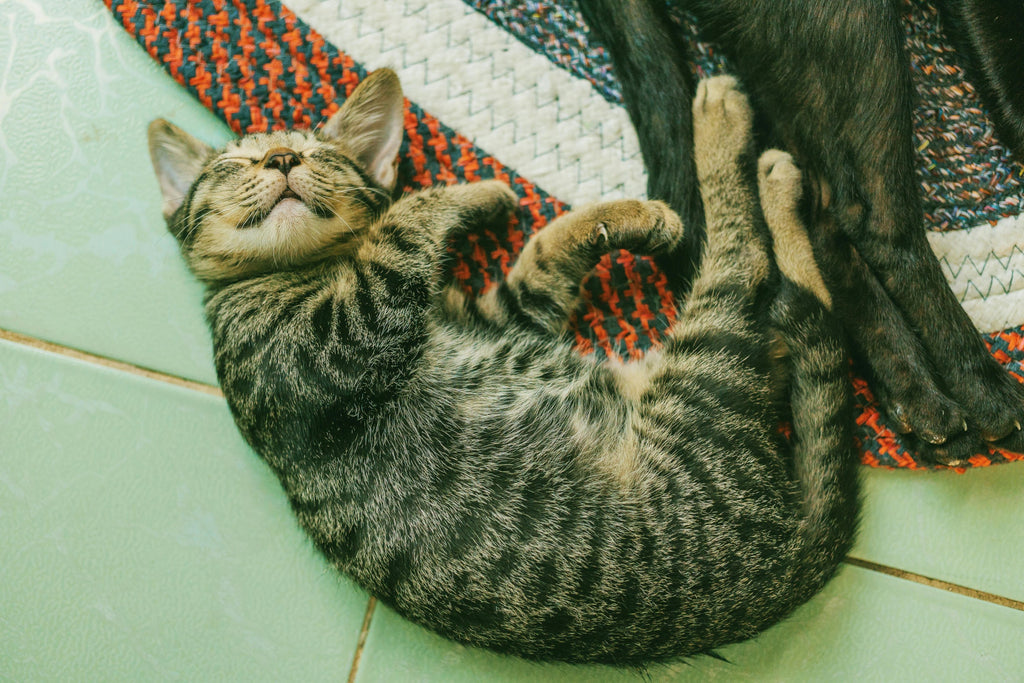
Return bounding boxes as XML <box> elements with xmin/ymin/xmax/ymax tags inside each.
<box><xmin>148</xmin><ymin>69</ymin><xmax>858</xmax><ymax>664</ymax></box>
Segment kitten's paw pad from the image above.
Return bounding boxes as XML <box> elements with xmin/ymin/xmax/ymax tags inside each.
<box><xmin>693</xmin><ymin>75</ymin><xmax>753</xmax><ymax>163</ymax></box>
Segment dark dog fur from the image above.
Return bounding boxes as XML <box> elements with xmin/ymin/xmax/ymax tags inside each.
<box><xmin>577</xmin><ymin>0</ymin><xmax>1024</xmax><ymax>465</ymax></box>
<box><xmin>937</xmin><ymin>0</ymin><xmax>1024</xmax><ymax>154</ymax></box>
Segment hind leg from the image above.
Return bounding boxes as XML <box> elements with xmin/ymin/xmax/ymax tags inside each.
<box><xmin>671</xmin><ymin>76</ymin><xmax>771</xmax><ymax>323</ymax></box>
<box><xmin>758</xmin><ymin>150</ymin><xmax>858</xmax><ymax>526</ymax></box>
<box><xmin>664</xmin><ymin>77</ymin><xmax>780</xmax><ymax>423</ymax></box>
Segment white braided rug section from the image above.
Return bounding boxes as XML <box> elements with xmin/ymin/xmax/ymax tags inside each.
<box><xmin>928</xmin><ymin>214</ymin><xmax>1024</xmax><ymax>333</ymax></box>
<box><xmin>290</xmin><ymin>0</ymin><xmax>647</xmax><ymax>206</ymax></box>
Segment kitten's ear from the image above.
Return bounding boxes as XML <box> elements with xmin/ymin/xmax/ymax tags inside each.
<box><xmin>321</xmin><ymin>68</ymin><xmax>405</xmax><ymax>190</ymax></box>
<box><xmin>147</xmin><ymin>119</ymin><xmax>213</xmax><ymax>220</ymax></box>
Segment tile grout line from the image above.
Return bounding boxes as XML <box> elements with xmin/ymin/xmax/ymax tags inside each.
<box><xmin>347</xmin><ymin>597</ymin><xmax>377</xmax><ymax>683</ymax></box>
<box><xmin>6</xmin><ymin>330</ymin><xmax>1024</xmax><ymax>614</ymax></box>
<box><xmin>845</xmin><ymin>556</ymin><xmax>1024</xmax><ymax>612</ymax></box>
<box><xmin>0</xmin><ymin>327</ymin><xmax>223</xmax><ymax>397</ymax></box>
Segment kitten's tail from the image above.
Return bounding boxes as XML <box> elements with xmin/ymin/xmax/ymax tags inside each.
<box><xmin>759</xmin><ymin>150</ymin><xmax>860</xmax><ymax>598</ymax></box>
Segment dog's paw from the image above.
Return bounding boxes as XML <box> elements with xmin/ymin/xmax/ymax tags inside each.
<box><xmin>903</xmin><ymin>428</ymin><xmax>979</xmax><ymax>467</ymax></box>
<box><xmin>878</xmin><ymin>381</ymin><xmax>967</xmax><ymax>447</ymax></box>
<box><xmin>952</xmin><ymin>362</ymin><xmax>1024</xmax><ymax>442</ymax></box>
<box><xmin>913</xmin><ymin>390</ymin><xmax>1024</xmax><ymax>467</ymax></box>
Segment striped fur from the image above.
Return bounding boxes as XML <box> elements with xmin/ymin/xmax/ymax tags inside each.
<box><xmin>149</xmin><ymin>71</ymin><xmax>858</xmax><ymax>664</ymax></box>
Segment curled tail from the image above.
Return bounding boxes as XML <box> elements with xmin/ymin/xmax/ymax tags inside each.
<box><xmin>759</xmin><ymin>150</ymin><xmax>860</xmax><ymax>596</ymax></box>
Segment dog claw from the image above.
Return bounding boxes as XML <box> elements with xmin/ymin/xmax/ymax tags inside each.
<box><xmin>980</xmin><ymin>419</ymin><xmax>1022</xmax><ymax>442</ymax></box>
<box><xmin>891</xmin><ymin>404</ymin><xmax>914</xmax><ymax>434</ymax></box>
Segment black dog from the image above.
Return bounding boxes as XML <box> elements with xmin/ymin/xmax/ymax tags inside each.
<box><xmin>577</xmin><ymin>0</ymin><xmax>1024</xmax><ymax>464</ymax></box>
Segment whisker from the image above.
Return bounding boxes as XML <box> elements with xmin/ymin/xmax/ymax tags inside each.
<box><xmin>181</xmin><ymin>204</ymin><xmax>231</xmax><ymax>241</ymax></box>
<box><xmin>317</xmin><ymin>202</ymin><xmax>360</xmax><ymax>238</ymax></box>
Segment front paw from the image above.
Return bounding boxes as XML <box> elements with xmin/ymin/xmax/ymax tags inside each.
<box><xmin>693</xmin><ymin>75</ymin><xmax>754</xmax><ymax>174</ymax></box>
<box><xmin>588</xmin><ymin>199</ymin><xmax>684</xmax><ymax>255</ymax></box>
<box><xmin>450</xmin><ymin>180</ymin><xmax>519</xmax><ymax>232</ymax></box>
<box><xmin>953</xmin><ymin>362</ymin><xmax>1024</xmax><ymax>442</ymax></box>
<box><xmin>875</xmin><ymin>379</ymin><xmax>967</xmax><ymax>447</ymax></box>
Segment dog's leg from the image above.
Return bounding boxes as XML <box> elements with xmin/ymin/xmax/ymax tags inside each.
<box><xmin>576</xmin><ymin>0</ymin><xmax>705</xmax><ymax>294</ymax></box>
<box><xmin>687</xmin><ymin>0</ymin><xmax>1024</xmax><ymax>457</ymax></box>
<box><xmin>937</xmin><ymin>0</ymin><xmax>1024</xmax><ymax>157</ymax></box>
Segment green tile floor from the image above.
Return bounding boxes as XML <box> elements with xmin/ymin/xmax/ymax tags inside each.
<box><xmin>2</xmin><ymin>0</ymin><xmax>1023</xmax><ymax>679</ymax></box>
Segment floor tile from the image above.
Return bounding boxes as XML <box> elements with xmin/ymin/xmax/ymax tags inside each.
<box><xmin>0</xmin><ymin>0</ymin><xmax>232</xmax><ymax>384</ymax></box>
<box><xmin>852</xmin><ymin>464</ymin><xmax>1024</xmax><ymax>603</ymax></box>
<box><xmin>0</xmin><ymin>340</ymin><xmax>367</xmax><ymax>680</ymax></box>
<box><xmin>354</xmin><ymin>565</ymin><xmax>1024</xmax><ymax>682</ymax></box>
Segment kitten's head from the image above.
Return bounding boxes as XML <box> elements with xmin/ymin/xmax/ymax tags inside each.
<box><xmin>148</xmin><ymin>68</ymin><xmax>405</xmax><ymax>283</ymax></box>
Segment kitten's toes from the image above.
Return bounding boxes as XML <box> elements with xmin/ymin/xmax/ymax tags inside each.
<box><xmin>758</xmin><ymin>150</ymin><xmax>803</xmax><ymax>211</ymax></box>
<box><xmin>587</xmin><ymin>199</ymin><xmax>684</xmax><ymax>255</ymax></box>
<box><xmin>756</xmin><ymin>151</ymin><xmax>832</xmax><ymax>309</ymax></box>
<box><xmin>457</xmin><ymin>180</ymin><xmax>518</xmax><ymax>231</ymax></box>
<box><xmin>693</xmin><ymin>75</ymin><xmax>754</xmax><ymax>166</ymax></box>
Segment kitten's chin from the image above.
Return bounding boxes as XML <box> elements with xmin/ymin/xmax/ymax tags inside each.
<box><xmin>265</xmin><ymin>197</ymin><xmax>310</xmax><ymax>227</ymax></box>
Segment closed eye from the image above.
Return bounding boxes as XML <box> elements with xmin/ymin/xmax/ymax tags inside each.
<box><xmin>215</xmin><ymin>156</ymin><xmax>257</xmax><ymax>167</ymax></box>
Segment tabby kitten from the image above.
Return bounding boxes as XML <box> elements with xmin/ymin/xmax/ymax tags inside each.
<box><xmin>148</xmin><ymin>69</ymin><xmax>858</xmax><ymax>664</ymax></box>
